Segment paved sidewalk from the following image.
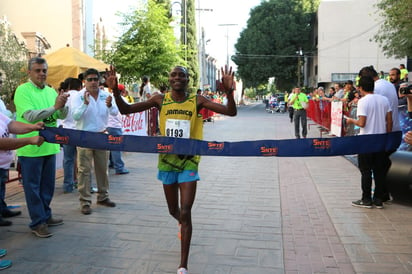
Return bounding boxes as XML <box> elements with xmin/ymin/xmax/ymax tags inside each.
<box><xmin>1</xmin><ymin>103</ymin><xmax>412</xmax><ymax>273</ymax></box>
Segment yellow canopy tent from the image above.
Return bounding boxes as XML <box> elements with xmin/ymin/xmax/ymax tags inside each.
<box><xmin>43</xmin><ymin>46</ymin><xmax>109</xmax><ymax>88</ymax></box>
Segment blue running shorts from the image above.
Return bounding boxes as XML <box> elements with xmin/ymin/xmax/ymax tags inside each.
<box><xmin>157</xmin><ymin>170</ymin><xmax>200</xmax><ymax>185</ymax></box>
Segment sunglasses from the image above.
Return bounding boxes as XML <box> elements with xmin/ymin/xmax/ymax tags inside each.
<box><xmin>86</xmin><ymin>77</ymin><xmax>99</xmax><ymax>82</ymax></box>
<box><xmin>33</xmin><ymin>69</ymin><xmax>47</xmax><ymax>73</ymax></box>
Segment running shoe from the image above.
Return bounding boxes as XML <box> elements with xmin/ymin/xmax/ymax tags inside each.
<box><xmin>177</xmin><ymin>267</ymin><xmax>188</xmax><ymax>274</ymax></box>
<box><xmin>373</xmin><ymin>199</ymin><xmax>384</xmax><ymax>209</ymax></box>
<box><xmin>0</xmin><ymin>259</ymin><xmax>11</xmax><ymax>270</ymax></box>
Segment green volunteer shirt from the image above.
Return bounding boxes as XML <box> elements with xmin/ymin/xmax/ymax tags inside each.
<box><xmin>292</xmin><ymin>93</ymin><xmax>308</xmax><ymax>110</ymax></box>
<box><xmin>14</xmin><ymin>82</ymin><xmax>62</xmax><ymax>157</ymax></box>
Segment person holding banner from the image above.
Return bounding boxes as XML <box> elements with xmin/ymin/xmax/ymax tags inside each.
<box><xmin>14</xmin><ymin>57</ymin><xmax>68</xmax><ymax>238</ymax></box>
<box><xmin>106</xmin><ymin>65</ymin><xmax>236</xmax><ymax>274</ymax></box>
<box><xmin>71</xmin><ymin>68</ymin><xmax>119</xmax><ymax>215</ymax></box>
<box><xmin>345</xmin><ymin>76</ymin><xmax>392</xmax><ymax>209</ymax></box>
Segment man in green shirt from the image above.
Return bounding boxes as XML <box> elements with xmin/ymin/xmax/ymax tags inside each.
<box><xmin>14</xmin><ymin>57</ymin><xmax>69</xmax><ymax>238</ymax></box>
<box><xmin>289</xmin><ymin>87</ymin><xmax>309</xmax><ymax>138</ymax></box>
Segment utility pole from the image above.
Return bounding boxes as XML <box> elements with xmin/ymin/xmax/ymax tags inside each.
<box><xmin>171</xmin><ymin>1</ymin><xmax>187</xmax><ymax>62</ymax></box>
<box><xmin>296</xmin><ymin>47</ymin><xmax>303</xmax><ymax>87</ymax></box>
<box><xmin>218</xmin><ymin>24</ymin><xmax>238</xmax><ymax>67</ymax></box>
<box><xmin>196</xmin><ymin>5</ymin><xmax>213</xmax><ymax>90</ymax></box>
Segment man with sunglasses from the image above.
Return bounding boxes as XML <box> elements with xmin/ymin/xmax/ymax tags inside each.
<box><xmin>14</xmin><ymin>57</ymin><xmax>69</xmax><ymax>238</ymax></box>
<box><xmin>71</xmin><ymin>68</ymin><xmax>119</xmax><ymax>215</ymax></box>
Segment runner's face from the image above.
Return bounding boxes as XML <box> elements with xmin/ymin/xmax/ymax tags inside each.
<box><xmin>169</xmin><ymin>67</ymin><xmax>189</xmax><ymax>92</ymax></box>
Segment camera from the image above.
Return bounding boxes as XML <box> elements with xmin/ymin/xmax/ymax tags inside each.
<box><xmin>399</xmin><ymin>83</ymin><xmax>412</xmax><ymax>95</ymax></box>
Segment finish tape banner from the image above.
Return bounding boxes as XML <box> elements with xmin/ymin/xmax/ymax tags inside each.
<box><xmin>40</xmin><ymin>127</ymin><xmax>402</xmax><ymax>157</ymax></box>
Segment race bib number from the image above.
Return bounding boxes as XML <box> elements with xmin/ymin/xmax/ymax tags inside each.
<box><xmin>165</xmin><ymin>119</ymin><xmax>190</xmax><ymax>138</ymax></box>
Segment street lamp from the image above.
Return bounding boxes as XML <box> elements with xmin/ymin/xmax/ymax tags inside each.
<box><xmin>218</xmin><ymin>24</ymin><xmax>238</xmax><ymax>67</ymax></box>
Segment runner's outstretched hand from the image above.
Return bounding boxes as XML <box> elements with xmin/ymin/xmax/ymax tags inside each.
<box><xmin>221</xmin><ymin>65</ymin><xmax>235</xmax><ymax>94</ymax></box>
<box><xmin>105</xmin><ymin>65</ymin><xmax>119</xmax><ymax>96</ymax></box>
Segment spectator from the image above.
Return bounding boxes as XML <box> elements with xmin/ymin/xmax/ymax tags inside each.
<box><xmin>287</xmin><ymin>90</ymin><xmax>295</xmax><ymax>122</ymax></box>
<box><xmin>325</xmin><ymin>86</ymin><xmax>335</xmax><ymax>100</ymax></box>
<box><xmin>0</xmin><ymin>80</ymin><xmax>12</xmax><ymax>119</ymax></box>
<box><xmin>388</xmin><ymin>67</ymin><xmax>404</xmax><ymax>95</ymax></box>
<box><xmin>139</xmin><ymin>76</ymin><xmax>151</xmax><ymax>101</ymax></box>
<box><xmin>14</xmin><ymin>57</ymin><xmax>68</xmax><ymax>238</ymax></box>
<box><xmin>107</xmin><ymin>84</ymin><xmax>129</xmax><ymax>175</ymax></box>
<box><xmin>400</xmin><ymin>64</ymin><xmax>409</xmax><ymax>81</ymax></box>
<box><xmin>389</xmin><ymin>67</ymin><xmax>407</xmax><ymax>105</ymax></box>
<box><xmin>61</xmin><ymin>77</ymin><xmax>83</xmax><ymax>193</ymax></box>
<box><xmin>106</xmin><ymin>65</ymin><xmax>236</xmax><ymax>274</ymax></box>
<box><xmin>0</xmin><ymin>112</ymin><xmax>44</xmax><ymax>226</ymax></box>
<box><xmin>71</xmin><ymin>68</ymin><xmax>119</xmax><ymax>215</ymax></box>
<box><xmin>359</xmin><ymin>65</ymin><xmax>401</xmax><ymax>203</ymax></box>
<box><xmin>346</xmin><ymin>76</ymin><xmax>392</xmax><ymax>209</ymax></box>
<box><xmin>333</xmin><ymin>83</ymin><xmax>345</xmax><ymax>100</ymax></box>
<box><xmin>402</xmin><ymin>86</ymin><xmax>412</xmax><ymax>147</ymax></box>
<box><xmin>119</xmin><ymin>84</ymin><xmax>134</xmax><ymax>103</ymax></box>
<box><xmin>289</xmin><ymin>87</ymin><xmax>308</xmax><ymax>139</ymax></box>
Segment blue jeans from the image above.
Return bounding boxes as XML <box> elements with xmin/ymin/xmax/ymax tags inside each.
<box><xmin>0</xmin><ymin>168</ymin><xmax>8</xmax><ymax>213</ymax></box>
<box><xmin>19</xmin><ymin>155</ymin><xmax>56</xmax><ymax>229</ymax></box>
<box><xmin>106</xmin><ymin>127</ymin><xmax>127</xmax><ymax>173</ymax></box>
<box><xmin>63</xmin><ymin>144</ymin><xmax>77</xmax><ymax>192</ymax></box>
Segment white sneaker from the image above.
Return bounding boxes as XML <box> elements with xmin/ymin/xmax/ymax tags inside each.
<box><xmin>177</xmin><ymin>267</ymin><xmax>188</xmax><ymax>274</ymax></box>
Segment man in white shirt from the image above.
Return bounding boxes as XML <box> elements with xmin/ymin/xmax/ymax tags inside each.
<box><xmin>71</xmin><ymin>68</ymin><xmax>119</xmax><ymax>215</ymax></box>
<box><xmin>358</xmin><ymin>65</ymin><xmax>401</xmax><ymax>203</ymax></box>
<box><xmin>346</xmin><ymin>76</ymin><xmax>392</xmax><ymax>209</ymax></box>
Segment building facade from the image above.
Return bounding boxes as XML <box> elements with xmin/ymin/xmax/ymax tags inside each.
<box><xmin>309</xmin><ymin>0</ymin><xmax>407</xmax><ymax>88</ymax></box>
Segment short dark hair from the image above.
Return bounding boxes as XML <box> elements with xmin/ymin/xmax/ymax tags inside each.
<box><xmin>358</xmin><ymin>76</ymin><xmax>374</xmax><ymax>92</ymax></box>
<box><xmin>359</xmin><ymin>65</ymin><xmax>378</xmax><ymax>78</ymax></box>
<box><xmin>28</xmin><ymin>57</ymin><xmax>47</xmax><ymax>71</ymax></box>
<box><xmin>174</xmin><ymin>66</ymin><xmax>189</xmax><ymax>77</ymax></box>
<box><xmin>67</xmin><ymin>77</ymin><xmax>83</xmax><ymax>90</ymax></box>
<box><xmin>83</xmin><ymin>68</ymin><xmax>100</xmax><ymax>79</ymax></box>
<box><xmin>390</xmin><ymin>68</ymin><xmax>401</xmax><ymax>75</ymax></box>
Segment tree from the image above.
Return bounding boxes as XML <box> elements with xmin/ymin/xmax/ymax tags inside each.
<box><xmin>180</xmin><ymin>0</ymin><xmax>199</xmax><ymax>91</ymax></box>
<box><xmin>105</xmin><ymin>0</ymin><xmax>183</xmax><ymax>88</ymax></box>
<box><xmin>374</xmin><ymin>0</ymin><xmax>412</xmax><ymax>58</ymax></box>
<box><xmin>233</xmin><ymin>0</ymin><xmax>314</xmax><ymax>92</ymax></box>
<box><xmin>0</xmin><ymin>20</ymin><xmax>28</xmax><ymax>106</ymax></box>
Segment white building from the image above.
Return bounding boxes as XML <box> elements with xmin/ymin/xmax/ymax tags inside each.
<box><xmin>309</xmin><ymin>0</ymin><xmax>407</xmax><ymax>88</ymax></box>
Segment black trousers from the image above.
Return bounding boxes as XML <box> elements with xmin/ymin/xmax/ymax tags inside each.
<box><xmin>358</xmin><ymin>152</ymin><xmax>388</xmax><ymax>201</ymax></box>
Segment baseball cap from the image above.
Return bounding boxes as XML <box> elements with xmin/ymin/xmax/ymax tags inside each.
<box><xmin>118</xmin><ymin>84</ymin><xmax>125</xmax><ymax>91</ymax></box>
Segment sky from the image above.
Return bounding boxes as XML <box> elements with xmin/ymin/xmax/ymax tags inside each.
<box><xmin>94</xmin><ymin>0</ymin><xmax>263</xmax><ymax>68</ymax></box>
